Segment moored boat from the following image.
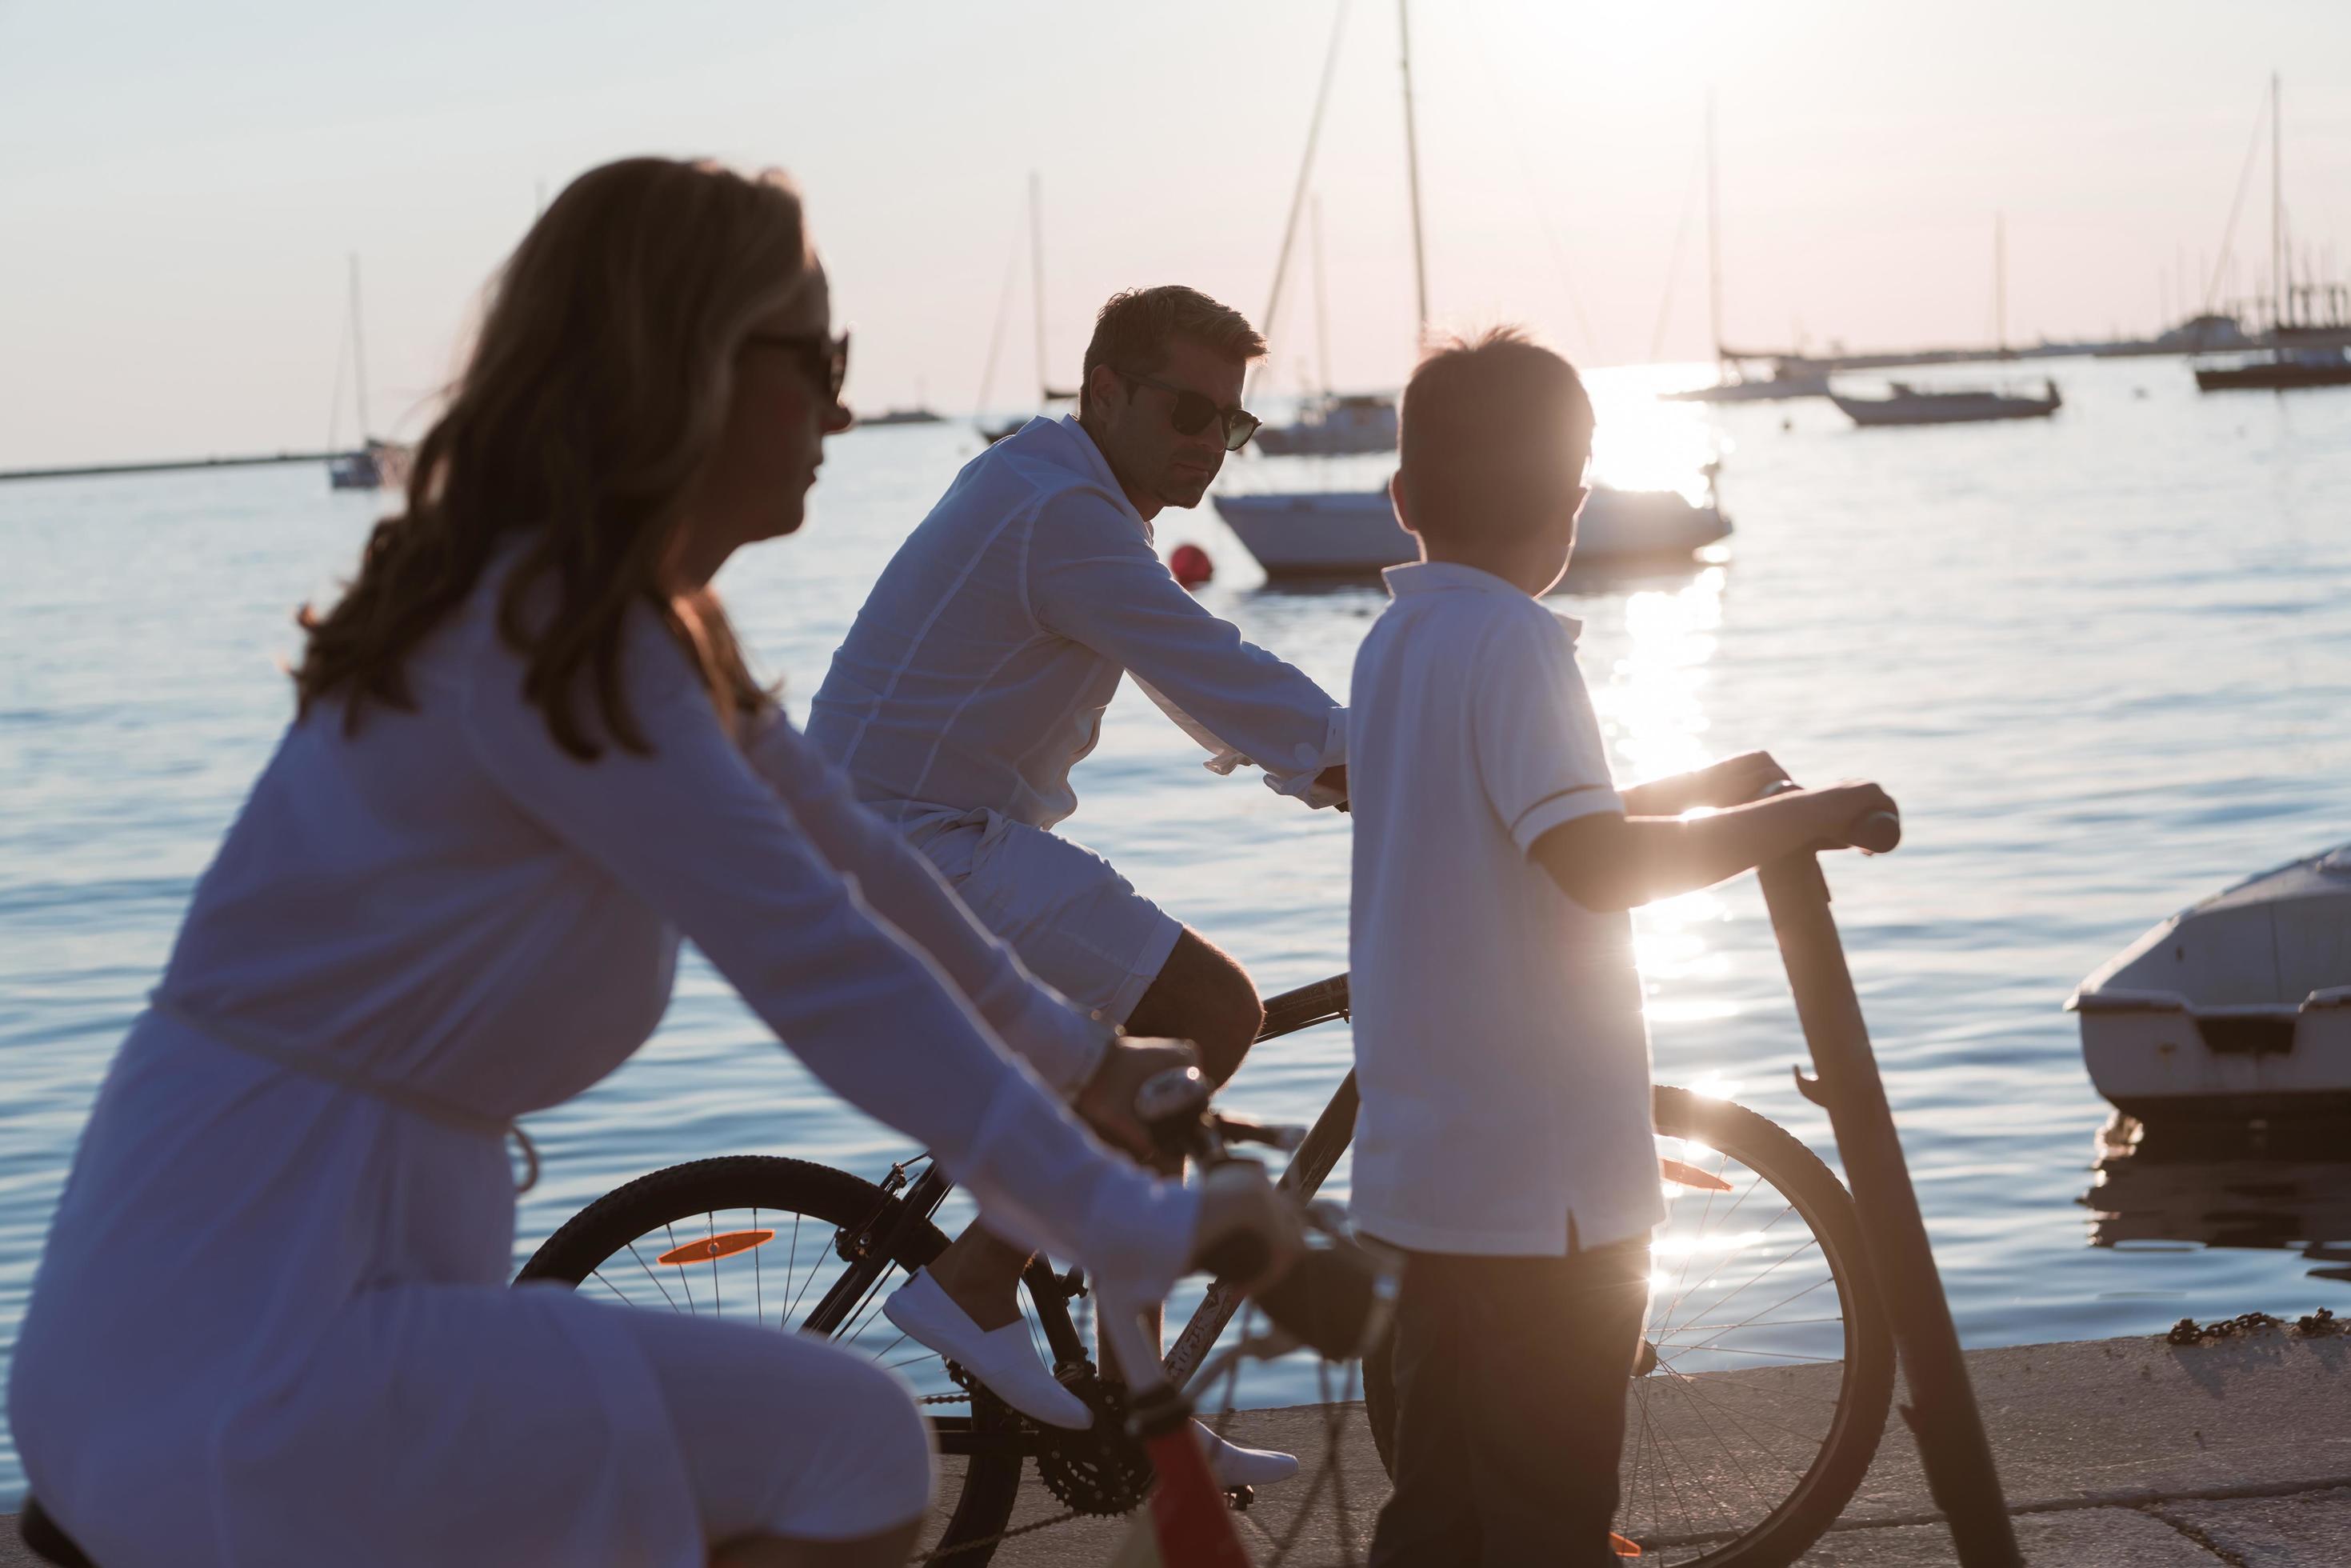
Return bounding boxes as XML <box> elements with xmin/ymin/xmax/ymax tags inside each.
<box><xmin>1213</xmin><ymin>486</ymin><xmax>1729</xmax><ymax>579</ymax></box>
<box><xmin>2069</xmin><ymin>844</ymin><xmax>2351</xmax><ymax>1126</ymax></box>
<box><xmin>1660</xmin><ymin>360</ymin><xmax>1831</xmax><ymax>403</ymax></box>
<box><xmin>2193</xmin><ymin>347</ymin><xmax>2351</xmax><ymax>393</ymax></box>
<box><xmin>1831</xmin><ymin>380</ymin><xmax>2060</xmax><ymax>426</ymax></box>
<box><xmin>1253</xmin><ymin>393</ymin><xmax>1398</xmax><ymax>455</ymax></box>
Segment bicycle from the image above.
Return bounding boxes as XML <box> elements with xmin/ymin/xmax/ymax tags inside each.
<box><xmin>517</xmin><ymin>970</ymin><xmax>1896</xmax><ymax>1566</ymax></box>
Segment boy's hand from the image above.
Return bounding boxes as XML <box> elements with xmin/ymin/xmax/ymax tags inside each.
<box><xmin>1805</xmin><ymin>782</ymin><xmax>1900</xmax><ymax>853</ymax></box>
<box><xmin>1696</xmin><ymin>750</ymin><xmax>1792</xmax><ymax>809</ymax></box>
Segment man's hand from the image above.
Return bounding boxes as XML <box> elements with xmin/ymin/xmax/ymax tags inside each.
<box><xmin>1314</xmin><ymin>764</ymin><xmax>1348</xmax><ymax>804</ymax></box>
<box><xmin>1074</xmin><ymin>1036</ymin><xmax>1200</xmax><ymax>1159</ymax></box>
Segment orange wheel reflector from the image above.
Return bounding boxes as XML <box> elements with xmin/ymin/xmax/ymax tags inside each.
<box><xmin>1612</xmin><ymin>1532</ymin><xmax>1641</xmax><ymax>1558</ymax></box>
<box><xmin>655</xmin><ymin>1229</ymin><xmax>776</xmax><ymax>1266</ymax></box>
<box><xmin>1658</xmin><ymin>1158</ymin><xmax>1733</xmax><ymax>1193</ymax></box>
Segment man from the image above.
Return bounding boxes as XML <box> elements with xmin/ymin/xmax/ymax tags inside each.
<box><xmin>808</xmin><ymin>286</ymin><xmax>1342</xmax><ymax>1480</ymax></box>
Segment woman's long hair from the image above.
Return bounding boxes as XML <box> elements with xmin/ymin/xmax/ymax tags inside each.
<box><xmin>293</xmin><ymin>157</ymin><xmax>807</xmax><ymax>758</ymax></box>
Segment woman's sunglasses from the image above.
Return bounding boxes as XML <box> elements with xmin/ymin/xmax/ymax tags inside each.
<box><xmin>1116</xmin><ymin>368</ymin><xmax>1261</xmax><ymax>452</ymax></box>
<box><xmin>743</xmin><ymin>328</ymin><xmax>851</xmax><ymax>404</ymax></box>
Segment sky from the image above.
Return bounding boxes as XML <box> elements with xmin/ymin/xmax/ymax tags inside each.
<box><xmin>4</xmin><ymin>0</ymin><xmax>2349</xmax><ymax>466</ymax></box>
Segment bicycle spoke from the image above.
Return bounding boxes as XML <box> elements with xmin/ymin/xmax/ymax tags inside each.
<box><xmin>1663</xmin><ymin>1277</ymin><xmax>1840</xmax><ymax>1358</ymax></box>
<box><xmin>624</xmin><ymin>1240</ymin><xmax>684</xmax><ymax>1314</ymax></box>
<box><xmin>1651</xmin><ymin>1372</ymin><xmax>1780</xmax><ymax>1526</ymax></box>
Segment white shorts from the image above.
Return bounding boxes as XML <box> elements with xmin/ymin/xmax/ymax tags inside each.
<box><xmin>909</xmin><ymin>810</ymin><xmax>1183</xmax><ymax>1025</ymax></box>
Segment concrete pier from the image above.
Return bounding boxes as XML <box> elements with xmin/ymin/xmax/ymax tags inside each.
<box><xmin>6</xmin><ymin>1327</ymin><xmax>2345</xmax><ymax>1565</ymax></box>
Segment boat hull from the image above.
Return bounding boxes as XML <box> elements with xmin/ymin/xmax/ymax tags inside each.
<box><xmin>1830</xmin><ymin>391</ymin><xmax>2059</xmax><ymax>426</ymax></box>
<box><xmin>2194</xmin><ymin>362</ymin><xmax>2351</xmax><ymax>392</ymax></box>
<box><xmin>1659</xmin><ymin>375</ymin><xmax>1829</xmax><ymax>403</ymax></box>
<box><xmin>2072</xmin><ymin>844</ymin><xmax>2351</xmax><ymax>1126</ymax></box>
<box><xmin>1212</xmin><ymin>487</ymin><xmax>1729</xmax><ymax>578</ymax></box>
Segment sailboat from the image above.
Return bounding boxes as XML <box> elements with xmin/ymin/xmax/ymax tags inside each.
<box><xmin>978</xmin><ymin>173</ymin><xmax>1079</xmax><ymax>443</ymax></box>
<box><xmin>1657</xmin><ymin>98</ymin><xmax>1829</xmax><ymax>405</ymax></box>
<box><xmin>1829</xmin><ymin>214</ymin><xmax>2063</xmax><ymax>426</ymax></box>
<box><xmin>2196</xmin><ymin>74</ymin><xmax>2351</xmax><ymax>394</ymax></box>
<box><xmin>1213</xmin><ymin>0</ymin><xmax>1730</xmax><ymax>579</ymax></box>
<box><xmin>326</xmin><ymin>254</ymin><xmax>412</xmax><ymax>491</ymax></box>
<box><xmin>1255</xmin><ymin>197</ymin><xmax>1402</xmax><ymax>456</ymax></box>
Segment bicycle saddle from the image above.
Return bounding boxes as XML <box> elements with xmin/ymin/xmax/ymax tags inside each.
<box><xmin>19</xmin><ymin>1498</ymin><xmax>98</xmax><ymax>1568</ymax></box>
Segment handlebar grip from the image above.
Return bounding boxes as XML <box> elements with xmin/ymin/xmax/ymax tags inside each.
<box><xmin>1253</xmin><ymin>1243</ymin><xmax>1393</xmax><ymax>1362</ymax></box>
<box><xmin>1193</xmin><ymin>1229</ymin><xmax>1272</xmax><ymax>1284</ymax></box>
<box><xmin>1852</xmin><ymin>810</ymin><xmax>1901</xmax><ymax>854</ymax></box>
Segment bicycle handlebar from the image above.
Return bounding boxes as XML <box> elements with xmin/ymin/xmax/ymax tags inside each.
<box><xmin>1136</xmin><ymin>1064</ymin><xmax>1397</xmax><ymax>1362</ymax></box>
<box><xmin>1193</xmin><ymin>1232</ymin><xmax>1393</xmax><ymax>1361</ymax></box>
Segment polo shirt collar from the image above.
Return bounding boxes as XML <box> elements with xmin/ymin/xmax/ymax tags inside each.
<box><xmin>1381</xmin><ymin>559</ymin><xmax>1582</xmax><ymax>636</ymax></box>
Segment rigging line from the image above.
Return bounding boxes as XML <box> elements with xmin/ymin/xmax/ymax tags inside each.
<box><xmin>2203</xmin><ymin>77</ymin><xmax>2273</xmax><ymax>317</ymax></box>
<box><xmin>324</xmin><ymin>290</ymin><xmax>352</xmax><ymax>452</ymax></box>
<box><xmin>1251</xmin><ymin>0</ymin><xmax>1353</xmax><ymax>399</ymax></box>
<box><xmin>1463</xmin><ymin>0</ymin><xmax>1599</xmax><ymax>358</ymax></box>
<box><xmin>1649</xmin><ymin>130</ymin><xmax>1708</xmax><ymax>364</ymax></box>
<box><xmin>972</xmin><ymin>206</ymin><xmax>1025</xmax><ymax>417</ymax></box>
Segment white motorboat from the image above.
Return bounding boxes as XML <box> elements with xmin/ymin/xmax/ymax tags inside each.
<box><xmin>1213</xmin><ymin>486</ymin><xmax>1729</xmax><ymax>578</ymax></box>
<box><xmin>2069</xmin><ymin>844</ymin><xmax>2351</xmax><ymax>1125</ymax></box>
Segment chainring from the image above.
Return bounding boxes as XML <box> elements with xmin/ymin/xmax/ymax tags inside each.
<box><xmin>1030</xmin><ymin>1366</ymin><xmax>1154</xmax><ymax>1517</ymax></box>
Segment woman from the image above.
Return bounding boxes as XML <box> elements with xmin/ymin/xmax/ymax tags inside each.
<box><xmin>9</xmin><ymin>158</ymin><xmax>1290</xmax><ymax>1568</ymax></box>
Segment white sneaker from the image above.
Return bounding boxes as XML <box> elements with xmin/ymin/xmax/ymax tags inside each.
<box><xmin>883</xmin><ymin>1268</ymin><xmax>1093</xmax><ymax>1430</ymax></box>
<box><xmin>1190</xmin><ymin>1420</ymin><xmax>1301</xmax><ymax>1487</ymax></box>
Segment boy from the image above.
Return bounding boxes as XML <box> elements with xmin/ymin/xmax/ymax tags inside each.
<box><xmin>1348</xmin><ymin>329</ymin><xmax>1895</xmax><ymax>1565</ymax></box>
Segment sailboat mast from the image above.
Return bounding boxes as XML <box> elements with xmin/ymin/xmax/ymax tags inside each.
<box><xmin>1705</xmin><ymin>90</ymin><xmax>1723</xmax><ymax>364</ymax></box>
<box><xmin>2270</xmin><ymin>70</ymin><xmax>2283</xmax><ymax>333</ymax></box>
<box><xmin>1397</xmin><ymin>0</ymin><xmax>1430</xmax><ymax>348</ymax></box>
<box><xmin>1994</xmin><ymin>211</ymin><xmax>2006</xmax><ymax>354</ymax></box>
<box><xmin>347</xmin><ymin>253</ymin><xmax>371</xmax><ymax>440</ymax></box>
<box><xmin>1312</xmin><ymin>194</ymin><xmax>1334</xmax><ymax>397</ymax></box>
<box><xmin>1029</xmin><ymin>171</ymin><xmax>1049</xmax><ymax>404</ymax></box>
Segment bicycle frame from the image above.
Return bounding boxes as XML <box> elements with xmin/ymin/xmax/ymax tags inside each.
<box><xmin>796</xmin><ymin>974</ymin><xmax>1360</xmax><ymax>1460</ymax></box>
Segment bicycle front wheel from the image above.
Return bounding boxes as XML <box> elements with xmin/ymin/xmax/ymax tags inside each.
<box><xmin>515</xmin><ymin>1157</ymin><xmax>1025</xmax><ymax>1563</ymax></box>
<box><xmin>1363</xmin><ymin>1085</ymin><xmax>1894</xmax><ymax>1568</ymax></box>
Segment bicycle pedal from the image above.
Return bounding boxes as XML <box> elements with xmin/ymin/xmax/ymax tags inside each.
<box><xmin>1224</xmin><ymin>1484</ymin><xmax>1255</xmax><ymax>1511</ymax></box>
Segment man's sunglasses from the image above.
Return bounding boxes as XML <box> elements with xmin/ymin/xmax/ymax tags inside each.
<box><xmin>743</xmin><ymin>328</ymin><xmax>851</xmax><ymax>404</ymax></box>
<box><xmin>1116</xmin><ymin>368</ymin><xmax>1261</xmax><ymax>452</ymax></box>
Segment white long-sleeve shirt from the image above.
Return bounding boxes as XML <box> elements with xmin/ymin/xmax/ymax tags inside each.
<box><xmin>807</xmin><ymin>415</ymin><xmax>1345</xmax><ymax>829</ymax></box>
<box><xmin>11</xmin><ymin>553</ymin><xmax>1209</xmax><ymax>1559</ymax></box>
<box><xmin>134</xmin><ymin>560</ymin><xmax>1170</xmax><ymax>1270</ymax></box>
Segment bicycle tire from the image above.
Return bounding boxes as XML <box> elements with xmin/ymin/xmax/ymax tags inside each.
<box><xmin>1361</xmin><ymin>1086</ymin><xmax>1895</xmax><ymax>1568</ymax></box>
<box><xmin>515</xmin><ymin>1156</ymin><xmax>1023</xmax><ymax>1564</ymax></box>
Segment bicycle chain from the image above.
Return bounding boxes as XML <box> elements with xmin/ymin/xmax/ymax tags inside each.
<box><xmin>909</xmin><ymin>1506</ymin><xmax>1089</xmax><ymax>1564</ymax></box>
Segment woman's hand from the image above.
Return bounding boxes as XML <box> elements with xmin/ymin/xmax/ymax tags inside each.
<box><xmin>1188</xmin><ymin>1162</ymin><xmax>1305</xmax><ymax>1294</ymax></box>
<box><xmin>1074</xmin><ymin>1036</ymin><xmax>1200</xmax><ymax>1159</ymax></box>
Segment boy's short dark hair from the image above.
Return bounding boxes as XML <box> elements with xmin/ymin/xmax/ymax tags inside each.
<box><xmin>1398</xmin><ymin>327</ymin><xmax>1595</xmax><ymax>538</ymax></box>
<box><xmin>1080</xmin><ymin>286</ymin><xmax>1266</xmax><ymax>416</ymax></box>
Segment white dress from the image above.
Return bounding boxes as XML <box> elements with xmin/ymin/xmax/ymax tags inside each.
<box><xmin>6</xmin><ymin>560</ymin><xmax>1196</xmax><ymax>1566</ymax></box>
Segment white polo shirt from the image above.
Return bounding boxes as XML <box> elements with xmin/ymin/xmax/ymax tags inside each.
<box><xmin>1347</xmin><ymin>561</ymin><xmax>1665</xmax><ymax>1255</ymax></box>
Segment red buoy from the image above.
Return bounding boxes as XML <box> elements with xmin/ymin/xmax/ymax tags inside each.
<box><xmin>1168</xmin><ymin>543</ymin><xmax>1213</xmax><ymax>589</ymax></box>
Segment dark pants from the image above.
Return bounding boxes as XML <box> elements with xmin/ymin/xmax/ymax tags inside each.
<box><xmin>1369</xmin><ymin>1238</ymin><xmax>1649</xmax><ymax>1568</ymax></box>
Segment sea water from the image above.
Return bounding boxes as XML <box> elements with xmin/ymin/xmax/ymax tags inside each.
<box><xmin>3</xmin><ymin>358</ymin><xmax>2348</xmax><ymax>1498</ymax></box>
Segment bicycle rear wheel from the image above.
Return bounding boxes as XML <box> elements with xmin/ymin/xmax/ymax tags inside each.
<box><xmin>1363</xmin><ymin>1085</ymin><xmax>1894</xmax><ymax>1567</ymax></box>
<box><xmin>515</xmin><ymin>1157</ymin><xmax>1024</xmax><ymax>1563</ymax></box>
